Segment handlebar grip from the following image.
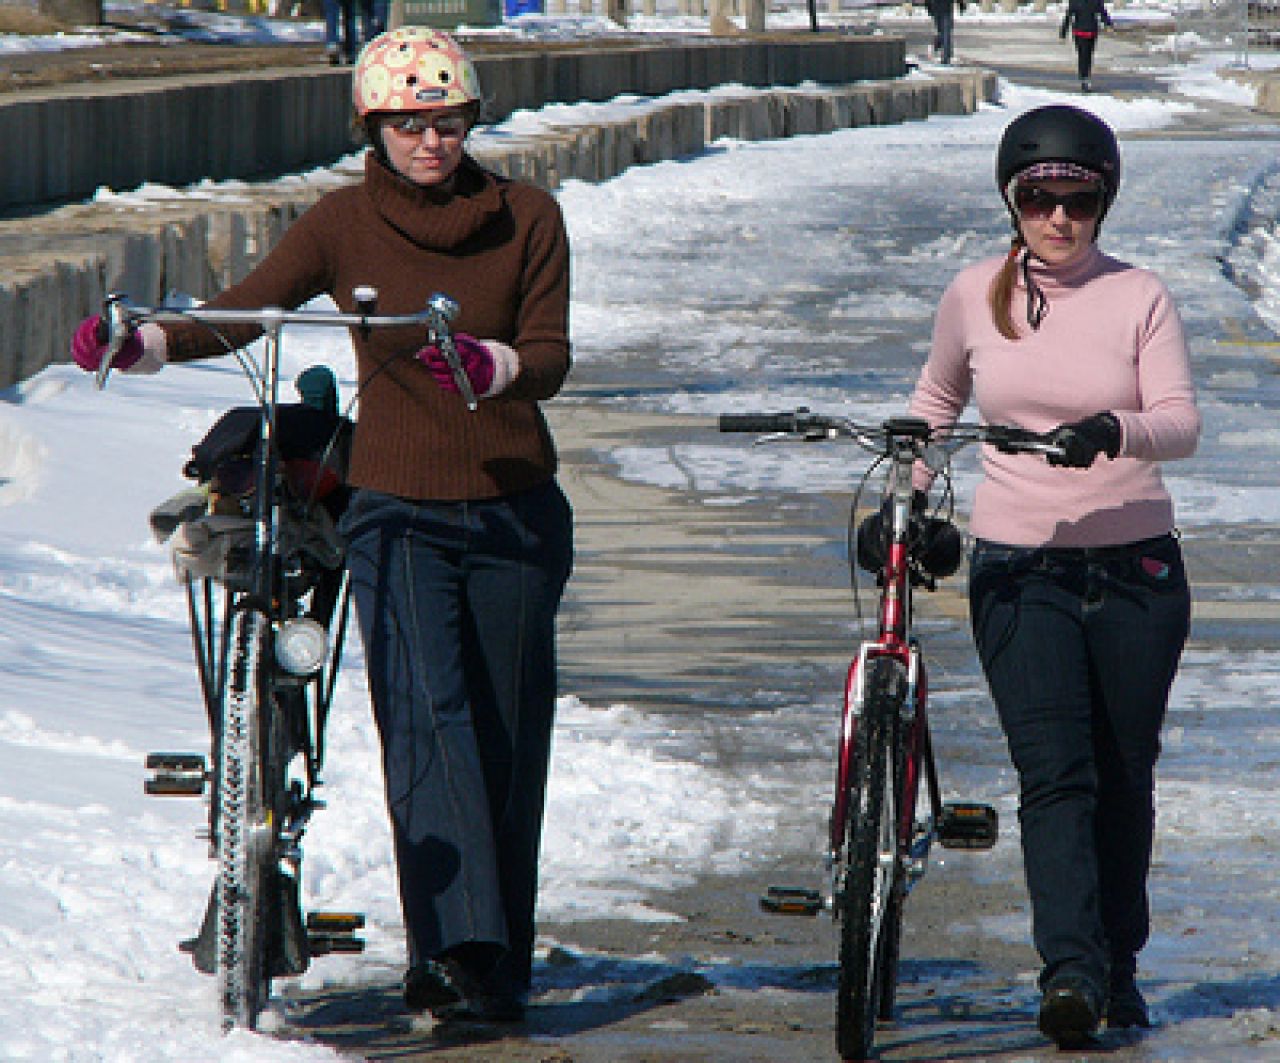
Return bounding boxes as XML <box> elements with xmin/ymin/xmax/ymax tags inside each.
<box><xmin>718</xmin><ymin>413</ymin><xmax>801</xmax><ymax>433</ymax></box>
<box><xmin>985</xmin><ymin>425</ymin><xmax>1063</xmax><ymax>458</ymax></box>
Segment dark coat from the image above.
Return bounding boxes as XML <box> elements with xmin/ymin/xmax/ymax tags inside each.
<box><xmin>1061</xmin><ymin>0</ymin><xmax>1113</xmax><ymax>36</ymax></box>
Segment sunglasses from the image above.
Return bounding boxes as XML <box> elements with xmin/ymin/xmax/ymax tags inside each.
<box><xmin>382</xmin><ymin>112</ymin><xmax>469</xmax><ymax>139</ymax></box>
<box><xmin>1013</xmin><ymin>184</ymin><xmax>1104</xmax><ymax>221</ymax></box>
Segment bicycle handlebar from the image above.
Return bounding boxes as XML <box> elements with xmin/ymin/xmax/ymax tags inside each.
<box><xmin>93</xmin><ymin>290</ymin><xmax>474</xmax><ymax>404</ymax></box>
<box><xmin>718</xmin><ymin>408</ymin><xmax>1065</xmax><ymax>460</ymax></box>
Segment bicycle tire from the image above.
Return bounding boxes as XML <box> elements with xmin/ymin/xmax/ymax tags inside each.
<box><xmin>215</xmin><ymin>601</ymin><xmax>276</xmax><ymax>1031</ymax></box>
<box><xmin>836</xmin><ymin>655</ymin><xmax>906</xmax><ymax>1061</ymax></box>
<box><xmin>875</xmin><ymin>781</ymin><xmax>909</xmax><ymax>1023</ymax></box>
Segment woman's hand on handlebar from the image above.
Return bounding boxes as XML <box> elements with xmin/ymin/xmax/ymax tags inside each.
<box><xmin>1044</xmin><ymin>412</ymin><xmax>1121</xmax><ymax>469</ymax></box>
<box><xmin>70</xmin><ymin>314</ymin><xmax>166</xmax><ymax>376</ymax></box>
<box><xmin>416</xmin><ymin>333</ymin><xmax>517</xmax><ymax>399</ymax></box>
<box><xmin>71</xmin><ymin>315</ymin><xmax>142</xmax><ymax>373</ymax></box>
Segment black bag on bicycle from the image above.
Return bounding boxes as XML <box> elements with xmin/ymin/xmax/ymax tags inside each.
<box><xmin>149</xmin><ymin>373</ymin><xmax>353</xmax><ymax>591</ymax></box>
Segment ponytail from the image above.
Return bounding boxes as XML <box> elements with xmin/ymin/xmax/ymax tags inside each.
<box><xmin>988</xmin><ymin>236</ymin><xmax>1025</xmax><ymax>341</ymax></box>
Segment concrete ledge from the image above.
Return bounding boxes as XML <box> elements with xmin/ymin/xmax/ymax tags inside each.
<box><xmin>0</xmin><ymin>36</ymin><xmax>904</xmax><ymax>213</ymax></box>
<box><xmin>1218</xmin><ymin>68</ymin><xmax>1280</xmax><ymax>114</ymax></box>
<box><xmin>0</xmin><ymin>66</ymin><xmax>996</xmax><ymax>392</ymax></box>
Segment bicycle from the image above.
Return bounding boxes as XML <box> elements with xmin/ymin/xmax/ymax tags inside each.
<box><xmin>718</xmin><ymin>409</ymin><xmax>1063</xmax><ymax>1061</ymax></box>
<box><xmin>96</xmin><ymin>289</ymin><xmax>473</xmax><ymax>1032</ymax></box>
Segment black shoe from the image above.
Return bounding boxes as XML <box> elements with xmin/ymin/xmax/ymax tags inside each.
<box><xmin>1038</xmin><ymin>974</ymin><xmax>1101</xmax><ymax>1049</ymax></box>
<box><xmin>433</xmin><ymin>959</ymin><xmax>527</xmax><ymax>1023</ymax></box>
<box><xmin>1106</xmin><ymin>970</ymin><xmax>1151</xmax><ymax>1029</ymax></box>
<box><xmin>404</xmin><ymin>962</ymin><xmax>463</xmax><ymax>1013</ymax></box>
<box><xmin>442</xmin><ymin>993</ymin><xmax>527</xmax><ymax>1023</ymax></box>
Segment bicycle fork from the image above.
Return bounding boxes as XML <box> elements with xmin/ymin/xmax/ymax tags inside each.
<box><xmin>758</xmin><ymin>642</ymin><xmax>926</xmax><ymax>919</ymax></box>
<box><xmin>829</xmin><ymin>644</ymin><xmax>927</xmax><ymax>902</ymax></box>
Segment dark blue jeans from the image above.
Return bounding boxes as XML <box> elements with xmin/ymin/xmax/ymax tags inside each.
<box><xmin>340</xmin><ymin>481</ymin><xmax>573</xmax><ymax>995</ymax></box>
<box><xmin>968</xmin><ymin>534</ymin><xmax>1189</xmax><ymax>992</ymax></box>
<box><xmin>931</xmin><ymin>6</ymin><xmax>956</xmax><ymax>63</ymax></box>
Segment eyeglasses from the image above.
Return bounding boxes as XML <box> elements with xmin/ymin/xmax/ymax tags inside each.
<box><xmin>1013</xmin><ymin>184</ymin><xmax>1104</xmax><ymax>221</ymax></box>
<box><xmin>382</xmin><ymin>112</ymin><xmax>469</xmax><ymax>140</ymax></box>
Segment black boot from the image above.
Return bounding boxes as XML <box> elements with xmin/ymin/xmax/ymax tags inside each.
<box><xmin>1039</xmin><ymin>973</ymin><xmax>1101</xmax><ymax>1048</ymax></box>
<box><xmin>1106</xmin><ymin>965</ymin><xmax>1152</xmax><ymax>1029</ymax></box>
<box><xmin>404</xmin><ymin>961</ymin><xmax>464</xmax><ymax>1013</ymax></box>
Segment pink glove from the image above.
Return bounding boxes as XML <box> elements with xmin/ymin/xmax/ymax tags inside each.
<box><xmin>416</xmin><ymin>333</ymin><xmax>495</xmax><ymax>397</ymax></box>
<box><xmin>70</xmin><ymin>314</ymin><xmax>143</xmax><ymax>373</ymax></box>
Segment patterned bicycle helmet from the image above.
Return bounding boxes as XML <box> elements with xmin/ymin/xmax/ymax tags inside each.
<box><xmin>353</xmin><ymin>28</ymin><xmax>482</xmax><ymax>116</ymax></box>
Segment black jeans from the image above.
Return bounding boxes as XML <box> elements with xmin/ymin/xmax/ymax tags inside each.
<box><xmin>969</xmin><ymin>534</ymin><xmax>1189</xmax><ymax>992</ymax></box>
<box><xmin>340</xmin><ymin>481</ymin><xmax>573</xmax><ymax>995</ymax></box>
<box><xmin>932</xmin><ymin>7</ymin><xmax>956</xmax><ymax>64</ymax></box>
<box><xmin>1073</xmin><ymin>32</ymin><xmax>1098</xmax><ymax>80</ymax></box>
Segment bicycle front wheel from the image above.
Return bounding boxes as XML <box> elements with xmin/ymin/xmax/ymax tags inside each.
<box><xmin>215</xmin><ymin>601</ymin><xmax>278</xmax><ymax>1031</ymax></box>
<box><xmin>836</xmin><ymin>655</ymin><xmax>906</xmax><ymax>1061</ymax></box>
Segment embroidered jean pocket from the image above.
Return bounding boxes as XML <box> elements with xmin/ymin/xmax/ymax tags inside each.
<box><xmin>1132</xmin><ymin>540</ymin><xmax>1186</xmax><ymax>591</ymax></box>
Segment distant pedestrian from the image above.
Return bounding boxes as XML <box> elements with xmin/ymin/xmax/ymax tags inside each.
<box><xmin>926</xmin><ymin>0</ymin><xmax>965</xmax><ymax>64</ymax></box>
<box><xmin>323</xmin><ymin>0</ymin><xmax>381</xmax><ymax>65</ymax></box>
<box><xmin>1060</xmin><ymin>0</ymin><xmax>1114</xmax><ymax>92</ymax></box>
<box><xmin>323</xmin><ymin>0</ymin><xmax>357</xmax><ymax>64</ymax></box>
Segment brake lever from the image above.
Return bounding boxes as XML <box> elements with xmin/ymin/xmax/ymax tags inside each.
<box><xmin>426</xmin><ymin>292</ymin><xmax>476</xmax><ymax>412</ymax></box>
<box><xmin>95</xmin><ymin>293</ymin><xmax>132</xmax><ymax>391</ymax></box>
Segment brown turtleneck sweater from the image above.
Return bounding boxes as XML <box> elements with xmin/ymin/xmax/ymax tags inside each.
<box><xmin>163</xmin><ymin>152</ymin><xmax>570</xmax><ymax>501</ymax></box>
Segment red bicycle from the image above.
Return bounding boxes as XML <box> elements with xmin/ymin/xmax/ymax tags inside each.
<box><xmin>718</xmin><ymin>411</ymin><xmax>1062</xmax><ymax>1061</ymax></box>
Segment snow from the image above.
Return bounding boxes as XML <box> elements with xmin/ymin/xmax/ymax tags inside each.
<box><xmin>4</xmin><ymin>3</ymin><xmax>1280</xmax><ymax>1059</ymax></box>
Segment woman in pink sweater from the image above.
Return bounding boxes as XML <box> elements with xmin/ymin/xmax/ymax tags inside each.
<box><xmin>909</xmin><ymin>104</ymin><xmax>1199</xmax><ymax>1047</ymax></box>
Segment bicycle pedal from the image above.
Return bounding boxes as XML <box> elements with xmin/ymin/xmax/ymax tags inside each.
<box><xmin>307</xmin><ymin>911</ymin><xmax>366</xmax><ymax>955</ymax></box>
<box><xmin>144</xmin><ymin>752</ymin><xmax>208</xmax><ymax>796</ymax></box>
<box><xmin>309</xmin><ymin>933</ymin><xmax>366</xmax><ymax>955</ymax></box>
<box><xmin>938</xmin><ymin>802</ymin><xmax>999</xmax><ymax>850</ymax></box>
<box><xmin>759</xmin><ymin>885</ymin><xmax>824</xmax><ymax>916</ymax></box>
<box><xmin>307</xmin><ymin>911</ymin><xmax>365</xmax><ymax>932</ymax></box>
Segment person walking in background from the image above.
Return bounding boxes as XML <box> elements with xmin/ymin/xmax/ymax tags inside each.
<box><xmin>907</xmin><ymin>104</ymin><xmax>1198</xmax><ymax>1048</ymax></box>
<box><xmin>323</xmin><ymin>0</ymin><xmax>356</xmax><ymax>64</ymax></box>
<box><xmin>926</xmin><ymin>0</ymin><xmax>965</xmax><ymax>64</ymax></box>
<box><xmin>324</xmin><ymin>0</ymin><xmax>384</xmax><ymax>64</ymax></box>
<box><xmin>1060</xmin><ymin>0</ymin><xmax>1114</xmax><ymax>92</ymax></box>
<box><xmin>69</xmin><ymin>27</ymin><xmax>573</xmax><ymax>1025</ymax></box>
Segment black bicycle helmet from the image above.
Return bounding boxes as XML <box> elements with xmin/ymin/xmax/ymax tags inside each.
<box><xmin>996</xmin><ymin>104</ymin><xmax>1121</xmax><ymax>218</ymax></box>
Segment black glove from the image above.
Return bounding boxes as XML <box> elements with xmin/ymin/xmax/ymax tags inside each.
<box><xmin>1046</xmin><ymin>412</ymin><xmax>1122</xmax><ymax>469</ymax></box>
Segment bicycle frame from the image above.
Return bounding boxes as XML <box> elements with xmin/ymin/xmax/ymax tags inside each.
<box><xmin>718</xmin><ymin>409</ymin><xmax>1057</xmax><ymax>1059</ymax></box>
<box><xmin>830</xmin><ymin>420</ymin><xmax>936</xmax><ymax>886</ymax></box>
<box><xmin>101</xmin><ymin>290</ymin><xmax>469</xmax><ymax>1031</ymax></box>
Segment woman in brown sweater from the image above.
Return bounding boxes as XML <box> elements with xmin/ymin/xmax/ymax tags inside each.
<box><xmin>71</xmin><ymin>27</ymin><xmax>573</xmax><ymax>1023</ymax></box>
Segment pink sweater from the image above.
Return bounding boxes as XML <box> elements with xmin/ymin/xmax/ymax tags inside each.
<box><xmin>909</xmin><ymin>245</ymin><xmax>1200</xmax><ymax>547</ymax></box>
